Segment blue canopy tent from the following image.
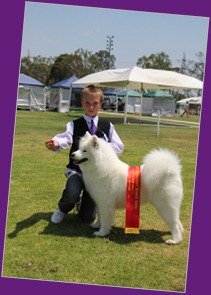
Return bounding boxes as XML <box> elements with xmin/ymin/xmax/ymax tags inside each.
<box><xmin>19</xmin><ymin>73</ymin><xmax>44</xmax><ymax>87</ymax></box>
<box><xmin>18</xmin><ymin>73</ymin><xmax>46</xmax><ymax>111</ymax></box>
<box><xmin>103</xmin><ymin>88</ymin><xmax>123</xmax><ymax>95</ymax></box>
<box><xmin>49</xmin><ymin>75</ymin><xmax>84</xmax><ymax>112</ymax></box>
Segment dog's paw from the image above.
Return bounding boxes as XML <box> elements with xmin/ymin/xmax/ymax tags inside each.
<box><xmin>165</xmin><ymin>239</ymin><xmax>181</xmax><ymax>245</ymax></box>
<box><xmin>93</xmin><ymin>230</ymin><xmax>109</xmax><ymax>237</ymax></box>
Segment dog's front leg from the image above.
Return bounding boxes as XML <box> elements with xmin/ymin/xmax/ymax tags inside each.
<box><xmin>90</xmin><ymin>206</ymin><xmax>101</xmax><ymax>229</ymax></box>
<box><xmin>93</xmin><ymin>204</ymin><xmax>114</xmax><ymax>237</ymax></box>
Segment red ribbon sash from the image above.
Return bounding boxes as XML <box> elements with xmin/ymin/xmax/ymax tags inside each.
<box><xmin>125</xmin><ymin>166</ymin><xmax>141</xmax><ymax>234</ymax></box>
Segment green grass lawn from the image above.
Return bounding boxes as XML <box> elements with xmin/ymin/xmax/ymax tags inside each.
<box><xmin>2</xmin><ymin>110</ymin><xmax>200</xmax><ymax>292</ymax></box>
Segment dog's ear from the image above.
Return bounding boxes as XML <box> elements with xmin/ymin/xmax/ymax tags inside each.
<box><xmin>85</xmin><ymin>131</ymin><xmax>91</xmax><ymax>138</ymax></box>
<box><xmin>92</xmin><ymin>135</ymin><xmax>99</xmax><ymax>149</ymax></box>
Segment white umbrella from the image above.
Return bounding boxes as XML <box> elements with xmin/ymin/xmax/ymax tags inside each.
<box><xmin>73</xmin><ymin>66</ymin><xmax>203</xmax><ymax>123</ymax></box>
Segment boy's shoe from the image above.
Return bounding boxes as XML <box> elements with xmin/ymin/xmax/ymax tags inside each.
<box><xmin>51</xmin><ymin>208</ymin><xmax>66</xmax><ymax>224</ymax></box>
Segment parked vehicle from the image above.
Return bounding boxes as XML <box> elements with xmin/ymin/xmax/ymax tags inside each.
<box><xmin>102</xmin><ymin>96</ymin><xmax>117</xmax><ymax>111</ymax></box>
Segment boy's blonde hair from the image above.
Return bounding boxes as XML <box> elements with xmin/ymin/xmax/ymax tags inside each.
<box><xmin>81</xmin><ymin>85</ymin><xmax>104</xmax><ymax>104</ymax></box>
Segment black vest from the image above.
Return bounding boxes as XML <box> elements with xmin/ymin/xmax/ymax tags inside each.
<box><xmin>67</xmin><ymin>117</ymin><xmax>110</xmax><ymax>172</ymax></box>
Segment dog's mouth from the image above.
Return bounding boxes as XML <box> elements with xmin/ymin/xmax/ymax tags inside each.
<box><xmin>73</xmin><ymin>158</ymin><xmax>88</xmax><ymax>165</ymax></box>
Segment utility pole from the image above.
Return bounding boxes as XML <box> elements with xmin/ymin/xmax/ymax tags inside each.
<box><xmin>106</xmin><ymin>36</ymin><xmax>114</xmax><ymax>69</ymax></box>
<box><xmin>27</xmin><ymin>49</ymin><xmax>31</xmax><ymax>60</ymax></box>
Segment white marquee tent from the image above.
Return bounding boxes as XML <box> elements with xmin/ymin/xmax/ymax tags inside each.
<box><xmin>18</xmin><ymin>73</ymin><xmax>46</xmax><ymax>111</ymax></box>
<box><xmin>176</xmin><ymin>96</ymin><xmax>202</xmax><ymax>115</ymax></box>
<box><xmin>176</xmin><ymin>96</ymin><xmax>202</xmax><ymax>106</ymax></box>
<box><xmin>49</xmin><ymin>75</ymin><xmax>84</xmax><ymax>112</ymax></box>
<box><xmin>73</xmin><ymin>66</ymin><xmax>203</xmax><ymax>123</ymax></box>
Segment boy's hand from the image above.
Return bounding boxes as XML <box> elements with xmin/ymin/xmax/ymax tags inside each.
<box><xmin>45</xmin><ymin>140</ymin><xmax>59</xmax><ymax>150</ymax></box>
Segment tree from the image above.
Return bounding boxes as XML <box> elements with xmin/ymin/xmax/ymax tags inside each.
<box><xmin>179</xmin><ymin>52</ymin><xmax>188</xmax><ymax>75</ymax></box>
<box><xmin>74</xmin><ymin>49</ymin><xmax>116</xmax><ymax>73</ymax></box>
<box><xmin>89</xmin><ymin>54</ymin><xmax>105</xmax><ymax>72</ymax></box>
<box><xmin>177</xmin><ymin>51</ymin><xmax>205</xmax><ymax>81</ymax></box>
<box><xmin>93</xmin><ymin>50</ymin><xmax>116</xmax><ymax>70</ymax></box>
<box><xmin>188</xmin><ymin>51</ymin><xmax>205</xmax><ymax>81</ymax></box>
<box><xmin>136</xmin><ymin>51</ymin><xmax>172</xmax><ymax>70</ymax></box>
<box><xmin>48</xmin><ymin>49</ymin><xmax>117</xmax><ymax>85</ymax></box>
<box><xmin>20</xmin><ymin>55</ymin><xmax>55</xmax><ymax>85</ymax></box>
<box><xmin>21</xmin><ymin>57</ymin><xmax>32</xmax><ymax>74</ymax></box>
<box><xmin>74</xmin><ymin>48</ymin><xmax>94</xmax><ymax>76</ymax></box>
<box><xmin>47</xmin><ymin>53</ymin><xmax>84</xmax><ymax>84</ymax></box>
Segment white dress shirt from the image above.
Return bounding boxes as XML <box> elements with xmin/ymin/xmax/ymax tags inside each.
<box><xmin>52</xmin><ymin>115</ymin><xmax>124</xmax><ymax>176</ymax></box>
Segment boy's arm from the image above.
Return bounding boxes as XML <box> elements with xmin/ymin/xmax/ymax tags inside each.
<box><xmin>108</xmin><ymin>123</ymin><xmax>124</xmax><ymax>156</ymax></box>
<box><xmin>45</xmin><ymin>121</ymin><xmax>74</xmax><ymax>151</ymax></box>
<box><xmin>45</xmin><ymin>139</ymin><xmax>59</xmax><ymax>150</ymax></box>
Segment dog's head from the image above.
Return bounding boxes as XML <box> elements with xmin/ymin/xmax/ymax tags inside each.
<box><xmin>71</xmin><ymin>132</ymin><xmax>100</xmax><ymax>166</ymax></box>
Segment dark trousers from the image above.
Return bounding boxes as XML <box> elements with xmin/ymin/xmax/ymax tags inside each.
<box><xmin>181</xmin><ymin>109</ymin><xmax>189</xmax><ymax>117</ymax></box>
<box><xmin>58</xmin><ymin>173</ymin><xmax>96</xmax><ymax>223</ymax></box>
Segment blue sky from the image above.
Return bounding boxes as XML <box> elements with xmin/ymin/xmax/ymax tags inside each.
<box><xmin>21</xmin><ymin>2</ymin><xmax>209</xmax><ymax>68</ymax></box>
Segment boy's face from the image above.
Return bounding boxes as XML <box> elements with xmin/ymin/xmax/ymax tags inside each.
<box><xmin>82</xmin><ymin>92</ymin><xmax>102</xmax><ymax>117</ymax></box>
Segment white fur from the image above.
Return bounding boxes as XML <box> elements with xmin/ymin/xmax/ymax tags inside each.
<box><xmin>72</xmin><ymin>132</ymin><xmax>184</xmax><ymax>244</ymax></box>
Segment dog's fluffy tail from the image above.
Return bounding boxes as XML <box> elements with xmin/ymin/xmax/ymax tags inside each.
<box><xmin>142</xmin><ymin>148</ymin><xmax>182</xmax><ymax>190</ymax></box>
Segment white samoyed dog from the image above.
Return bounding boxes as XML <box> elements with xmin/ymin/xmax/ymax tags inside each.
<box><xmin>72</xmin><ymin>132</ymin><xmax>184</xmax><ymax>244</ymax></box>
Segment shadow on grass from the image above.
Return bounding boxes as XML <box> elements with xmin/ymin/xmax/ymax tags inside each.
<box><xmin>8</xmin><ymin>212</ymin><xmax>169</xmax><ymax>244</ymax></box>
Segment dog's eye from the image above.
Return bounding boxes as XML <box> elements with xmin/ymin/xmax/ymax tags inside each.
<box><xmin>83</xmin><ymin>150</ymin><xmax>87</xmax><ymax>153</ymax></box>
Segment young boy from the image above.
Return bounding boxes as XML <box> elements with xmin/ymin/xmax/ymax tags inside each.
<box><xmin>45</xmin><ymin>85</ymin><xmax>124</xmax><ymax>224</ymax></box>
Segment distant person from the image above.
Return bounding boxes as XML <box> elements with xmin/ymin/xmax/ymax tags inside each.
<box><xmin>45</xmin><ymin>85</ymin><xmax>124</xmax><ymax>224</ymax></box>
<box><xmin>181</xmin><ymin>101</ymin><xmax>189</xmax><ymax>117</ymax></box>
<box><xmin>197</xmin><ymin>105</ymin><xmax>201</xmax><ymax>116</ymax></box>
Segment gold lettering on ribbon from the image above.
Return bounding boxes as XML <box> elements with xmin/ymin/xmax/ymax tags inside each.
<box><xmin>125</xmin><ymin>166</ymin><xmax>141</xmax><ymax>234</ymax></box>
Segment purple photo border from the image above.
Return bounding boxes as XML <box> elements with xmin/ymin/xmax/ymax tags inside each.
<box><xmin>1</xmin><ymin>1</ymin><xmax>210</xmax><ymax>294</ymax></box>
